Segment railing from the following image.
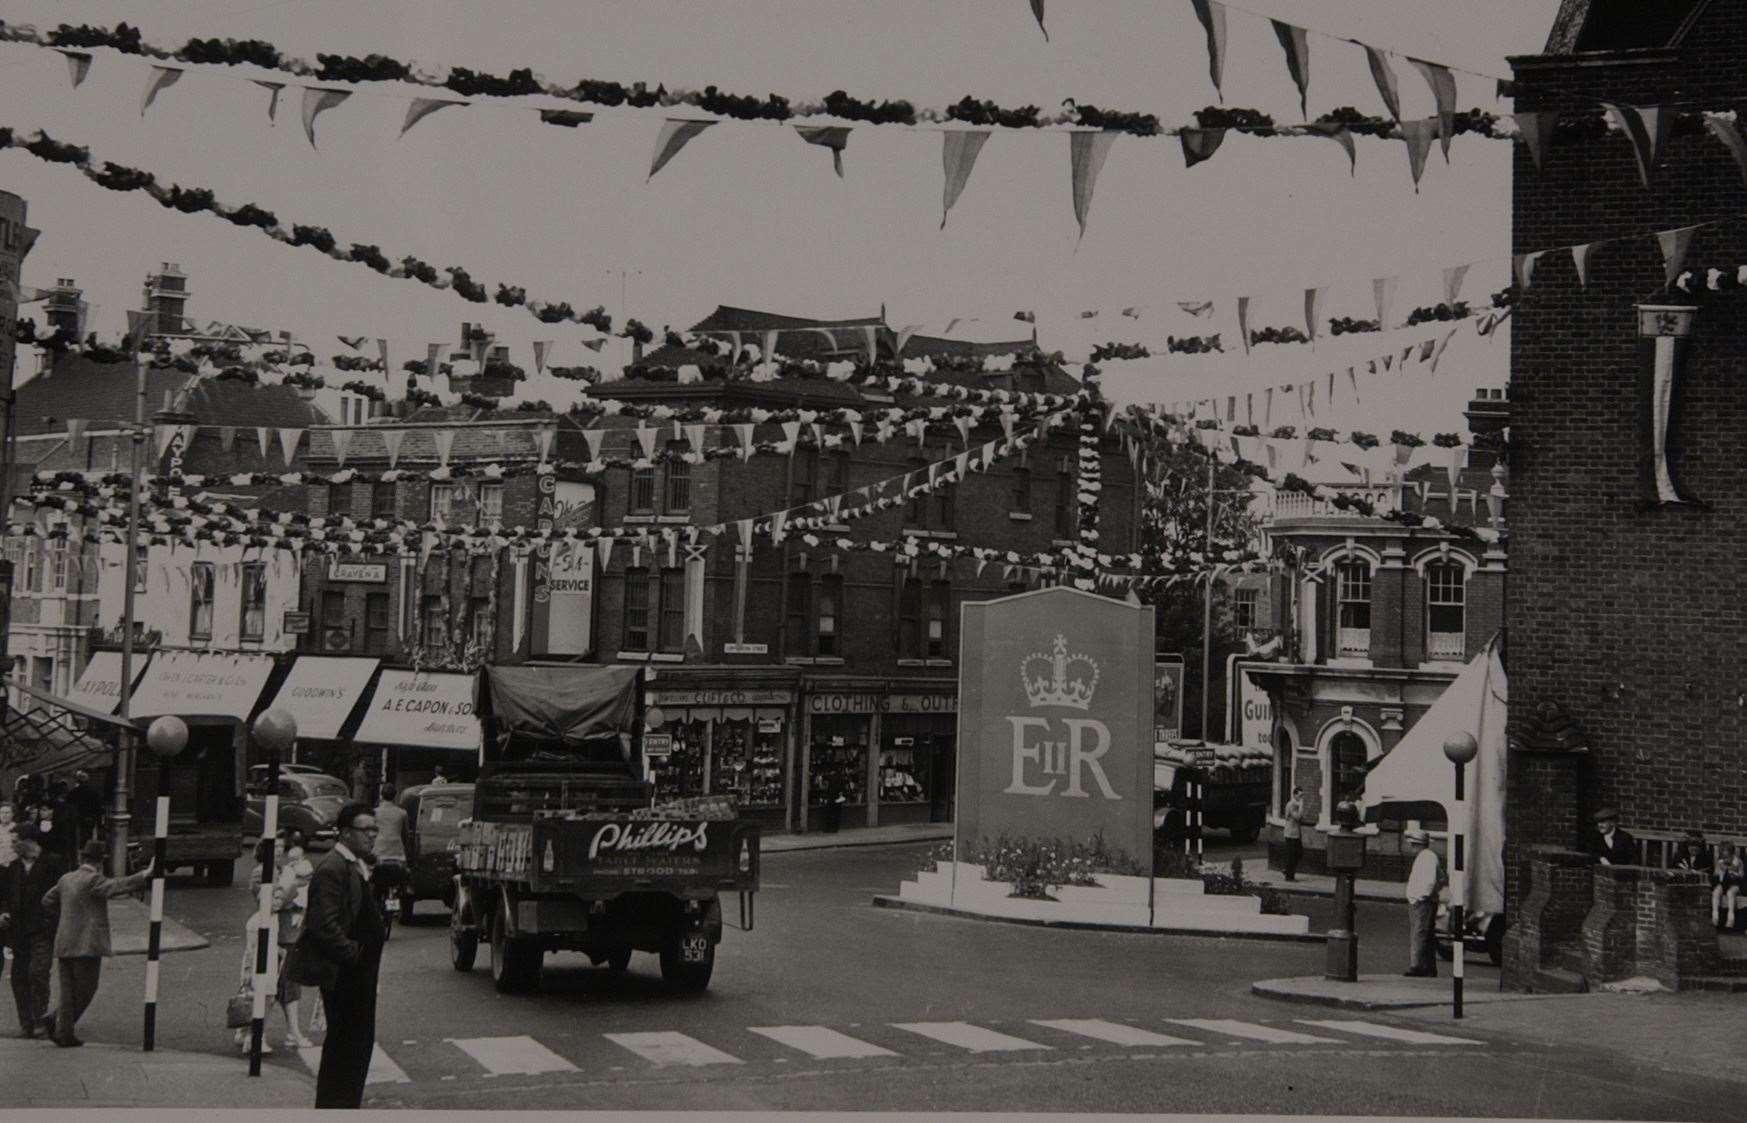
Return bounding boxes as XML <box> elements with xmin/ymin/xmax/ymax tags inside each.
<box><xmin>1266</xmin><ymin>487</ymin><xmax>1399</xmax><ymax>521</ymax></box>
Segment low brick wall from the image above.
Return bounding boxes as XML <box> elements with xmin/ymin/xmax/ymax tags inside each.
<box><xmin>1504</xmin><ymin>846</ymin><xmax>1592</xmax><ymax>987</ymax></box>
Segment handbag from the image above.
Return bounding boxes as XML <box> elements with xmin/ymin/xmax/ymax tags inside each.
<box><xmin>225</xmin><ymin>986</ymin><xmax>254</xmax><ymax>1029</ymax></box>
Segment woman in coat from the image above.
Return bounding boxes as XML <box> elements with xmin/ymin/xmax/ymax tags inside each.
<box><xmin>274</xmin><ymin>830</ymin><xmax>317</xmax><ymax>1048</ymax></box>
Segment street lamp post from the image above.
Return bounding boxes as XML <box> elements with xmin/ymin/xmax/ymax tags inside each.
<box><xmin>246</xmin><ymin>706</ymin><xmax>297</xmax><ymax>1076</ymax></box>
<box><xmin>109</xmin><ymin>327</ymin><xmax>152</xmax><ymax>877</ymax></box>
<box><xmin>1442</xmin><ymin>731</ymin><xmax>1479</xmax><ymax>1018</ymax></box>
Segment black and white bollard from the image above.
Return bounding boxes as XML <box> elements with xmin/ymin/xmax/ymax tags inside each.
<box><xmin>142</xmin><ymin>796</ymin><xmax>169</xmax><ymax>1051</ymax></box>
<box><xmin>248</xmin><ymin>753</ymin><xmax>280</xmax><ymax>1076</ymax></box>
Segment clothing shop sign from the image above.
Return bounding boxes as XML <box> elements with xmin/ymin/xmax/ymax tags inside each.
<box><xmin>956</xmin><ymin>588</ymin><xmax>1154</xmax><ymax>866</ymax></box>
<box><xmin>807</xmin><ymin>692</ymin><xmax>957</xmax><ymax>715</ymax></box>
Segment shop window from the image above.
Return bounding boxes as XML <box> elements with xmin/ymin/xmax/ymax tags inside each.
<box><xmin>1233</xmin><ymin>586</ymin><xmax>1259</xmax><ymax>632</ymax></box>
<box><xmin>328</xmin><ymin>482</ymin><xmax>352</xmax><ymax>519</ymax></box>
<box><xmin>1334</xmin><ymin>560</ymin><xmax>1371</xmax><ymax>656</ymax></box>
<box><xmin>189</xmin><ymin>562</ymin><xmax>216</xmax><ymax>641</ymax></box>
<box><xmin>1011</xmin><ymin>465</ymin><xmax>1032</xmax><ymax>515</ymax></box>
<box><xmin>371</xmin><ymin>481</ymin><xmax>396</xmax><ymax>520</ymax></box>
<box><xmin>712</xmin><ymin>716</ymin><xmax>784</xmax><ymax>809</ymax></box>
<box><xmin>784</xmin><ymin>573</ymin><xmax>810</xmax><ymax>657</ymax></box>
<box><xmin>421</xmin><ymin>594</ymin><xmax>446</xmax><ymax>650</ymax></box>
<box><xmin>926</xmin><ymin>581</ymin><xmax>950</xmax><ymax>658</ymax></box>
<box><xmin>1329</xmin><ymin>731</ymin><xmax>1368</xmax><ymax>806</ymax></box>
<box><xmin>880</xmin><ymin>738</ymin><xmax>930</xmax><ymax>805</ymax></box>
<box><xmin>810</xmin><ymin>733</ymin><xmax>867</xmax><ymax>808</ymax></box>
<box><xmin>663</xmin><ymin>442</ymin><xmax>691</xmax><ymax>512</ymax></box>
<box><xmin>622</xmin><ymin>568</ymin><xmax>650</xmax><ymax>650</ymax></box>
<box><xmin>1053</xmin><ymin>455</ymin><xmax>1074</xmax><ymax>539</ymax></box>
<box><xmin>658</xmin><ymin>568</ymin><xmax>685</xmax><ymax>651</ymax></box>
<box><xmin>629</xmin><ymin>466</ymin><xmax>656</xmax><ymax>515</ymax></box>
<box><xmin>239</xmin><ymin>562</ymin><xmax>267</xmax><ymax>642</ymax></box>
<box><xmin>816</xmin><ymin>575</ymin><xmax>842</xmax><ymax>657</ymax></box>
<box><xmin>364</xmin><ymin>592</ymin><xmax>392</xmax><ymax>654</ymax></box>
<box><xmin>898</xmin><ymin>576</ymin><xmax>922</xmax><ymax>657</ymax></box>
<box><xmin>905</xmin><ymin>457</ymin><xmax>927</xmax><ymax>525</ymax></box>
<box><xmin>651</xmin><ymin>718</ymin><xmax>706</xmax><ymax>803</ymax></box>
<box><xmin>1426</xmin><ymin>561</ymin><xmax>1466</xmax><ymax>659</ymax></box>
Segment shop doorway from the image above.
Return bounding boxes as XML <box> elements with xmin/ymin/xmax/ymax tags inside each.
<box><xmin>928</xmin><ymin>736</ymin><xmax>955</xmax><ymax>823</ymax></box>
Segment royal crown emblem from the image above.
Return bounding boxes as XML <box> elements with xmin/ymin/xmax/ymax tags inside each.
<box><xmin>1022</xmin><ymin>634</ymin><xmax>1099</xmax><ymax>710</ymax></box>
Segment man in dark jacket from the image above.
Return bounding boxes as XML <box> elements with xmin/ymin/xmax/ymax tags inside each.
<box><xmin>63</xmin><ymin>771</ymin><xmax>106</xmax><ymax>848</ymax></box>
<box><xmin>1586</xmin><ymin>807</ymin><xmax>1637</xmax><ymax>866</ymax></box>
<box><xmin>297</xmin><ymin>802</ymin><xmax>386</xmax><ymax>1109</ymax></box>
<box><xmin>0</xmin><ymin>838</ymin><xmax>64</xmax><ymax>1037</ymax></box>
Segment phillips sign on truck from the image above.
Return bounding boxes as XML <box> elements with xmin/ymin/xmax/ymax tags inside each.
<box><xmin>955</xmin><ymin>587</ymin><xmax>1155</xmax><ymax>867</ymax></box>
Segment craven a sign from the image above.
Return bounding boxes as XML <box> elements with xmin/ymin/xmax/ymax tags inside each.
<box><xmin>955</xmin><ymin>587</ymin><xmax>1154</xmax><ymax>867</ymax></box>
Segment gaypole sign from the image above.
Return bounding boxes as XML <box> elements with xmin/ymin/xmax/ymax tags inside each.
<box><xmin>1153</xmin><ymin>654</ymin><xmax>1184</xmax><ymax>745</ymax></box>
<box><xmin>956</xmin><ymin>587</ymin><xmax>1154</xmax><ymax>870</ymax></box>
<box><xmin>530</xmin><ymin>479</ymin><xmax>597</xmax><ymax>656</ymax></box>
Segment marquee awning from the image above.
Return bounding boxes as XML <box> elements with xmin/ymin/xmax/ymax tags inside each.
<box><xmin>353</xmin><ymin>669</ymin><xmax>481</xmax><ymax>753</ymax></box>
<box><xmin>263</xmin><ymin>656</ymin><xmax>380</xmax><ymax>741</ymax></box>
<box><xmin>127</xmin><ymin>651</ymin><xmax>278</xmax><ymax>721</ymax></box>
<box><xmin>67</xmin><ymin>651</ymin><xmax>153</xmax><ymax>716</ymax></box>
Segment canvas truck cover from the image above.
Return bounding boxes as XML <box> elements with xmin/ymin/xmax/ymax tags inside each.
<box><xmin>475</xmin><ymin>665</ymin><xmax>642</xmax><ymax>760</ymax></box>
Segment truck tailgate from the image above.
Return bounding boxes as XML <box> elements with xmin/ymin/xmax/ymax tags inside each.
<box><xmin>532</xmin><ymin>817</ymin><xmax>760</xmax><ymax>895</ymax></box>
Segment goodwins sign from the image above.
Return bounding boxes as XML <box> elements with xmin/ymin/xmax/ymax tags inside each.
<box><xmin>956</xmin><ymin>587</ymin><xmax>1154</xmax><ymax>869</ymax></box>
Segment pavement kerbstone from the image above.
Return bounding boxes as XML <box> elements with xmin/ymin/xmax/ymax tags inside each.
<box><xmin>763</xmin><ymin>823</ymin><xmax>952</xmax><ymax>852</ymax></box>
<box><xmin>107</xmin><ymin>896</ymin><xmax>210</xmax><ymax>955</ymax></box>
<box><xmin>0</xmin><ymin>1037</ymin><xmax>312</xmax><ymax>1108</ymax></box>
<box><xmin>1252</xmin><ymin>974</ymin><xmax>1565</xmax><ymax>1010</ymax></box>
<box><xmin>874</xmin><ymin>893</ymin><xmax>1325</xmax><ymax>943</ymax></box>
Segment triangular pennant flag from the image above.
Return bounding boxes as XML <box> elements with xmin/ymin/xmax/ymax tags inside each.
<box><xmin>1430</xmin><ymin>327</ymin><xmax>1459</xmax><ymax>373</ymax></box>
<box><xmin>848</xmin><ymin>419</ymin><xmax>864</xmax><ymax>446</ymax></box>
<box><xmin>1401</xmin><ymin>118</ymin><xmax>1437</xmax><ymax>190</ymax></box>
<box><xmin>861</xmin><ymin>325</ymin><xmax>878</xmax><ymax>366</ymax></box>
<box><xmin>277</xmin><ymin>428</ymin><xmax>304</xmax><ymax>468</ymax></box>
<box><xmin>1407</xmin><ymin>58</ymin><xmax>1458</xmax><ymax>160</ymax></box>
<box><xmin>59</xmin><ymin>50</ymin><xmax>92</xmax><ymax>89</ymax></box>
<box><xmin>376</xmin><ymin>339</ymin><xmax>390</xmax><ymax>373</ymax></box>
<box><xmin>1704</xmin><ymin>115</ymin><xmax>1747</xmax><ymax>190</ymax></box>
<box><xmin>649</xmin><ymin>119</ymin><xmax>716</xmax><ymax>180</ymax></box>
<box><xmin>256</xmin><ymin>427</ymin><xmax>273</xmax><ymax>460</ymax></box>
<box><xmin>998</xmin><ymin>408</ymin><xmax>1016</xmax><ymax>442</ymax></box>
<box><xmin>1657</xmin><ymin>224</ymin><xmax>1700</xmax><ymax>288</ymax></box>
<box><xmin>1237</xmin><ymin>295</ymin><xmax>1252</xmax><ymax>354</ymax></box>
<box><xmin>532</xmin><ymin>341</ymin><xmax>550</xmax><ymax>373</ymax></box>
<box><xmin>580</xmin><ymin>337</ymin><xmax>607</xmax><ymax>353</ymax></box>
<box><xmin>141</xmin><ymin>65</ymin><xmax>184</xmax><ymax>117</ymax></box>
<box><xmin>1304</xmin><ymin>288</ymin><xmax>1324</xmax><ymax>341</ymax></box>
<box><xmin>1515</xmin><ymin>110</ymin><xmax>1558</xmax><ymax>171</ymax></box>
<box><xmin>1264</xmin><ymin>387</ymin><xmax>1274</xmax><ymax>426</ymax></box>
<box><xmin>253</xmin><ymin>80</ymin><xmax>285</xmax><ymax>124</ymax></box>
<box><xmin>1030</xmin><ymin>0</ymin><xmax>1049</xmax><ymax>40</ymax></box>
<box><xmin>330</xmin><ymin>428</ymin><xmax>354</xmax><ymax>468</ymax></box>
<box><xmin>779</xmin><ymin>421</ymin><xmax>801</xmax><ymax>451</ymax></box>
<box><xmin>1068</xmin><ymin>130</ymin><xmax>1118</xmax><ymax>238</ymax></box>
<box><xmin>300</xmin><ymin>87</ymin><xmax>352</xmax><ymax>149</ymax></box>
<box><xmin>1373</xmin><ymin>276</ymin><xmax>1398</xmax><ymax>330</ymax></box>
<box><xmin>1362</xmin><ymin>45</ymin><xmax>1402</xmax><ymax>122</ymax></box>
<box><xmin>1346</xmin><ymin>366</ymin><xmax>1361</xmax><ymax>403</ymax></box>
<box><xmin>952</xmin><ymin>414</ymin><xmax>973</xmax><ymax>445</ymax></box>
<box><xmin>338</xmin><ymin>335</ymin><xmax>368</xmax><ymax>351</ymax></box>
<box><xmin>1191</xmin><ymin>0</ymin><xmax>1229</xmax><ymax>98</ymax></box>
<box><xmin>535</xmin><ymin>426</ymin><xmax>555</xmax><ymax>464</ymax></box>
<box><xmin>382</xmin><ymin>430</ymin><xmax>404</xmax><ymax>468</ymax></box>
<box><xmin>731</xmin><ymin>423</ymin><xmax>754</xmax><ymax>456</ymax></box>
<box><xmin>1513</xmin><ymin>251</ymin><xmax>1545</xmax><ymax>291</ymax></box>
<box><xmin>940</xmin><ymin>130</ymin><xmax>991</xmax><ymax>228</ymax></box>
<box><xmin>218</xmin><ymin>425</ymin><xmax>237</xmax><ymax>453</ymax></box>
<box><xmin>1270</xmin><ymin>21</ymin><xmax>1311</xmax><ymax>119</ymax></box>
<box><xmin>595</xmin><ymin>536</ymin><xmax>615</xmax><ymax>570</ymax></box>
<box><xmin>1571</xmin><ymin>242</ymin><xmax>1597</xmax><ymax>288</ymax></box>
<box><xmin>1305</xmin><ymin>123</ymin><xmax>1356</xmax><ymax>175</ymax></box>
<box><xmin>432</xmin><ymin>428</ymin><xmax>456</xmax><ymax>467</ymax></box>
<box><xmin>769</xmin><ymin>511</ymin><xmax>788</xmax><ymax>544</ymax></box>
<box><xmin>1600</xmin><ymin>102</ymin><xmax>1669</xmax><ymax>188</ymax></box>
<box><xmin>1179</xmin><ymin>128</ymin><xmax>1227</xmax><ymax>169</ymax></box>
<box><xmin>401</xmin><ymin>96</ymin><xmax>466</xmax><ymax>138</ymax></box>
<box><xmin>794</xmin><ymin>125</ymin><xmax>851</xmax><ymax>177</ymax></box>
<box><xmin>1442</xmin><ymin>263</ymin><xmax>1470</xmax><ymax>306</ymax></box>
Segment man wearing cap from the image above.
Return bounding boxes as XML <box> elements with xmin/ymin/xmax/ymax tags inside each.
<box><xmin>1587</xmin><ymin>808</ymin><xmax>1636</xmax><ymax>866</ymax></box>
<box><xmin>1402</xmin><ymin>829</ymin><xmax>1444</xmax><ymax>978</ymax></box>
<box><xmin>40</xmin><ymin>840</ymin><xmax>155</xmax><ymax>1046</ymax></box>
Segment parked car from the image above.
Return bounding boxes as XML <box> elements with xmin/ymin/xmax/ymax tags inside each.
<box><xmin>242</xmin><ymin>771</ymin><xmax>349</xmax><ymax>849</ymax></box>
<box><xmin>393</xmin><ymin>782</ymin><xmax>474</xmax><ymax>918</ymax></box>
<box><xmin>1436</xmin><ymin>901</ymin><xmax>1505</xmax><ymax>966</ymax></box>
<box><xmin>247</xmin><ymin>762</ymin><xmax>325</xmax><ymax>788</ymax></box>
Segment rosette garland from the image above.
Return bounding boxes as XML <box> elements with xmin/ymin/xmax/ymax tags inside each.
<box><xmin>1070</xmin><ymin>363</ymin><xmax>1104</xmax><ymax>591</ymax></box>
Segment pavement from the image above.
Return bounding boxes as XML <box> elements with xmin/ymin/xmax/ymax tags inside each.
<box><xmin>0</xmin><ymin>1037</ymin><xmax>311</xmax><ymax>1108</ymax></box>
<box><xmin>108</xmin><ymin>895</ymin><xmax>210</xmax><ymax>955</ymax></box>
<box><xmin>1253</xmin><ymin>973</ymin><xmax>1554</xmax><ymax>1010</ymax></box>
<box><xmin>762</xmin><ymin>821</ymin><xmax>952</xmax><ymax>852</ymax></box>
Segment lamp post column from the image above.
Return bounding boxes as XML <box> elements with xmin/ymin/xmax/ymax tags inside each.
<box><xmin>1443</xmin><ymin>731</ymin><xmax>1479</xmax><ymax>1020</ymax></box>
<box><xmin>110</xmin><ymin>335</ymin><xmax>149</xmax><ymax>877</ymax></box>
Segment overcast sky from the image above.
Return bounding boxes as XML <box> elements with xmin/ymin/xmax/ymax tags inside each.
<box><xmin>1</xmin><ymin>0</ymin><xmax>1559</xmax><ymax>432</ymax></box>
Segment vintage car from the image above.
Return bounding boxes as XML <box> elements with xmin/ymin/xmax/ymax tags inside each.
<box><xmin>392</xmin><ymin>782</ymin><xmax>475</xmax><ymax>917</ymax></box>
<box><xmin>242</xmin><ymin>771</ymin><xmax>348</xmax><ymax>850</ymax></box>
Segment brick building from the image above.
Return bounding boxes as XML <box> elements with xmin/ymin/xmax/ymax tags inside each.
<box><xmin>1503</xmin><ymin>0</ymin><xmax>1747</xmax><ymax>990</ymax></box>
<box><xmin>1245</xmin><ymin>395</ymin><xmax>1508</xmax><ymax>880</ymax></box>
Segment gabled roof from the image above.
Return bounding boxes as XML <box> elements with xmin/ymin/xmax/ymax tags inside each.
<box><xmin>13</xmin><ymin>355</ymin><xmax>192</xmax><ymax>436</ymax></box>
<box><xmin>1542</xmin><ymin>0</ymin><xmax>1706</xmax><ymax>54</ymax></box>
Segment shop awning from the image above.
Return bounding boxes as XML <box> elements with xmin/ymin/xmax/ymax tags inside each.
<box><xmin>475</xmin><ymin>665</ymin><xmax>640</xmax><ymax>751</ymax></box>
<box><xmin>67</xmin><ymin>651</ymin><xmax>153</xmax><ymax>716</ymax></box>
<box><xmin>127</xmin><ymin>651</ymin><xmax>278</xmax><ymax>721</ymax></box>
<box><xmin>0</xmin><ymin>682</ymin><xmax>119</xmax><ymax>793</ymax></box>
<box><xmin>263</xmin><ymin>656</ymin><xmax>380</xmax><ymax>741</ymax></box>
<box><xmin>1358</xmin><ymin>635</ymin><xmax>1508</xmax><ymax>915</ymax></box>
<box><xmin>354</xmin><ymin>669</ymin><xmax>481</xmax><ymax>753</ymax></box>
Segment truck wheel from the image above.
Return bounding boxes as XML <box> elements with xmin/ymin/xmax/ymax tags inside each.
<box><xmin>451</xmin><ymin>908</ymin><xmax>479</xmax><ymax>972</ymax></box>
<box><xmin>659</xmin><ymin>934</ymin><xmax>715</xmax><ymax>993</ymax></box>
<box><xmin>490</xmin><ymin>900</ymin><xmax>541</xmax><ymax>993</ymax></box>
<box><xmin>207</xmin><ymin>861</ymin><xmax>235</xmax><ymax>887</ymax></box>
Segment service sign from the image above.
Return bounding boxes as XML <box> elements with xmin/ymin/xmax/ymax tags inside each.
<box><xmin>353</xmin><ymin>669</ymin><xmax>481</xmax><ymax>752</ymax></box>
<box><xmin>530</xmin><ymin>479</ymin><xmax>597</xmax><ymax>657</ymax></box>
<box><xmin>956</xmin><ymin>588</ymin><xmax>1155</xmax><ymax>871</ymax></box>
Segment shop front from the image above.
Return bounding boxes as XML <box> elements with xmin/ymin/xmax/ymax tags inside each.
<box><xmin>645</xmin><ymin>669</ymin><xmax>798</xmax><ymax>829</ymax></box>
<box><xmin>801</xmin><ymin>678</ymin><xmax>957</xmax><ymax>832</ymax></box>
<box><xmin>257</xmin><ymin>655</ymin><xmax>381</xmax><ymax>785</ymax></box>
<box><xmin>352</xmin><ymin>668</ymin><xmax>483</xmax><ymax>793</ymax></box>
<box><xmin>126</xmin><ymin>649</ymin><xmax>281</xmax><ymax>830</ymax></box>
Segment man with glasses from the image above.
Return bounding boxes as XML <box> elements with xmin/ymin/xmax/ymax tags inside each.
<box><xmin>293</xmin><ymin>802</ymin><xmax>387</xmax><ymax>1109</ymax></box>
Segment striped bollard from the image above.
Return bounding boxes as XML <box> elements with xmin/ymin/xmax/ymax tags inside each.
<box><xmin>248</xmin><ymin>752</ymin><xmax>280</xmax><ymax>1077</ymax></box>
<box><xmin>142</xmin><ymin>796</ymin><xmax>169</xmax><ymax>1051</ymax></box>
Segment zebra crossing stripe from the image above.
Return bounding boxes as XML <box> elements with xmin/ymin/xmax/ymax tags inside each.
<box><xmin>297</xmin><ymin>1042</ymin><xmax>410</xmax><ymax>1084</ymax></box>
<box><xmin>1296</xmin><ymin>1019</ymin><xmax>1485</xmax><ymax>1046</ymax></box>
<box><xmin>748</xmin><ymin>1025</ymin><xmax>896</xmax><ymax>1059</ymax></box>
<box><xmin>605</xmin><ymin>1031</ymin><xmax>744</xmax><ymax>1067</ymax></box>
<box><xmin>891</xmin><ymin>1022</ymin><xmax>1051</xmax><ymax>1052</ymax></box>
<box><xmin>1029</xmin><ymin>1019</ymin><xmax>1199</xmax><ymax>1047</ymax></box>
<box><xmin>1164</xmin><ymin>1018</ymin><xmax>1343</xmax><ymax>1045</ymax></box>
<box><xmin>448</xmin><ymin>1034</ymin><xmax>581</xmax><ymax>1075</ymax></box>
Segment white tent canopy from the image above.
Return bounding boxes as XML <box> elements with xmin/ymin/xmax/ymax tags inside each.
<box><xmin>1359</xmin><ymin>635</ymin><xmax>1508</xmax><ymax>914</ymax></box>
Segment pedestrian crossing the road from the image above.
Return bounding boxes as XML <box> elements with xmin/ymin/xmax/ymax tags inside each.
<box><xmin>300</xmin><ymin>1015</ymin><xmax>1488</xmax><ymax>1089</ymax></box>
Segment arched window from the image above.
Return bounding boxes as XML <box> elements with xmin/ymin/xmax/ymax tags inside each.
<box><xmin>1333</xmin><ymin>560</ymin><xmax>1372</xmax><ymax>657</ymax></box>
<box><xmin>1329</xmin><ymin>731</ymin><xmax>1369</xmax><ymax>805</ymax></box>
<box><xmin>1425</xmin><ymin>560</ymin><xmax>1466</xmax><ymax>659</ymax></box>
